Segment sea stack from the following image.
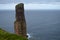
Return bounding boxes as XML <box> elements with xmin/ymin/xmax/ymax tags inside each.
<box><xmin>14</xmin><ymin>3</ymin><xmax>27</xmax><ymax>38</ymax></box>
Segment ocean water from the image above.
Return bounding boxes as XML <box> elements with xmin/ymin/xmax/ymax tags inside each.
<box><xmin>0</xmin><ymin>10</ymin><xmax>60</xmax><ymax>40</ymax></box>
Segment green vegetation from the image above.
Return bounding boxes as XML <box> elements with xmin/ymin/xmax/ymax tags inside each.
<box><xmin>0</xmin><ymin>28</ymin><xmax>28</xmax><ymax>40</ymax></box>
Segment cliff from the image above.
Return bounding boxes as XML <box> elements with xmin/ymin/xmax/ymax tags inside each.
<box><xmin>0</xmin><ymin>28</ymin><xmax>28</xmax><ymax>40</ymax></box>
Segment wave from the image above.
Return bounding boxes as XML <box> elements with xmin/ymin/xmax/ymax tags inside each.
<box><xmin>27</xmin><ymin>33</ymin><xmax>31</xmax><ymax>39</ymax></box>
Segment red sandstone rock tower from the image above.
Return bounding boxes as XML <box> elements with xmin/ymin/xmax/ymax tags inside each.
<box><xmin>14</xmin><ymin>3</ymin><xmax>27</xmax><ymax>38</ymax></box>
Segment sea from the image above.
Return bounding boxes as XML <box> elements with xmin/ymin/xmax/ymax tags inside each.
<box><xmin>0</xmin><ymin>10</ymin><xmax>60</xmax><ymax>40</ymax></box>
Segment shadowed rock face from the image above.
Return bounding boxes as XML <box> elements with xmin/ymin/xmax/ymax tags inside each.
<box><xmin>14</xmin><ymin>3</ymin><xmax>27</xmax><ymax>38</ymax></box>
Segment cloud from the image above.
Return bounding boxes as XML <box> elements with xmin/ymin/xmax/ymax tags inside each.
<box><xmin>0</xmin><ymin>3</ymin><xmax>60</xmax><ymax>10</ymax></box>
<box><xmin>0</xmin><ymin>0</ymin><xmax>14</xmax><ymax>4</ymax></box>
<box><xmin>24</xmin><ymin>3</ymin><xmax>60</xmax><ymax>10</ymax></box>
<box><xmin>1</xmin><ymin>0</ymin><xmax>60</xmax><ymax>4</ymax></box>
<box><xmin>0</xmin><ymin>4</ymin><xmax>15</xmax><ymax>10</ymax></box>
<box><xmin>14</xmin><ymin>0</ymin><xmax>60</xmax><ymax>4</ymax></box>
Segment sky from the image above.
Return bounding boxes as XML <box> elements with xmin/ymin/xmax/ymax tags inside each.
<box><xmin>0</xmin><ymin>0</ymin><xmax>60</xmax><ymax>10</ymax></box>
<box><xmin>0</xmin><ymin>0</ymin><xmax>60</xmax><ymax>4</ymax></box>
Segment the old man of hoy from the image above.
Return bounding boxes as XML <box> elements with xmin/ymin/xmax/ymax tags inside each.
<box><xmin>14</xmin><ymin>3</ymin><xmax>27</xmax><ymax>38</ymax></box>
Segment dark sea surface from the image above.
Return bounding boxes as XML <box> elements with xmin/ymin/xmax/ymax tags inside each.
<box><xmin>0</xmin><ymin>10</ymin><xmax>60</xmax><ymax>40</ymax></box>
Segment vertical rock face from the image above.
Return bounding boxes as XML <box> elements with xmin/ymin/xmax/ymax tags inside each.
<box><xmin>14</xmin><ymin>3</ymin><xmax>27</xmax><ymax>38</ymax></box>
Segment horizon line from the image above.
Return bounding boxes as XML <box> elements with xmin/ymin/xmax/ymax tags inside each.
<box><xmin>0</xmin><ymin>3</ymin><xmax>60</xmax><ymax>10</ymax></box>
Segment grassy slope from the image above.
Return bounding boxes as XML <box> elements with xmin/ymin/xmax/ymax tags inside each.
<box><xmin>0</xmin><ymin>28</ymin><xmax>28</xmax><ymax>40</ymax></box>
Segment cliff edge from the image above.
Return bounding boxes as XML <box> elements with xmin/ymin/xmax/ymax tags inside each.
<box><xmin>0</xmin><ymin>28</ymin><xmax>28</xmax><ymax>40</ymax></box>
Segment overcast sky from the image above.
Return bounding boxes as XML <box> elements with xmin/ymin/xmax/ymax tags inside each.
<box><xmin>0</xmin><ymin>0</ymin><xmax>60</xmax><ymax>10</ymax></box>
<box><xmin>0</xmin><ymin>0</ymin><xmax>60</xmax><ymax>4</ymax></box>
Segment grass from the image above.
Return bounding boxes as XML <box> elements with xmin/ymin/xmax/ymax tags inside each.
<box><xmin>0</xmin><ymin>28</ymin><xmax>28</xmax><ymax>40</ymax></box>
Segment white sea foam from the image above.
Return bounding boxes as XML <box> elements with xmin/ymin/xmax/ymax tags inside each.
<box><xmin>27</xmin><ymin>33</ymin><xmax>31</xmax><ymax>39</ymax></box>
